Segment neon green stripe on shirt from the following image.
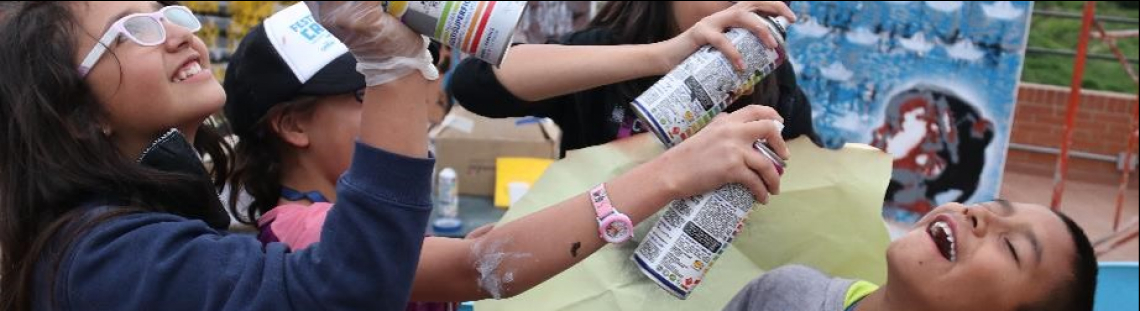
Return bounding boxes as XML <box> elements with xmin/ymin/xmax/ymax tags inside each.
<box><xmin>844</xmin><ymin>280</ymin><xmax>880</xmax><ymax>309</ymax></box>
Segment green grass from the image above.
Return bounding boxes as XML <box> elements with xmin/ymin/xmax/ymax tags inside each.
<box><xmin>1024</xmin><ymin>1</ymin><xmax>1139</xmax><ymax>93</ymax></box>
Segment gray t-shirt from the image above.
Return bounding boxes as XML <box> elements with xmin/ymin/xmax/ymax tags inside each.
<box><xmin>722</xmin><ymin>265</ymin><xmax>856</xmax><ymax>311</ymax></box>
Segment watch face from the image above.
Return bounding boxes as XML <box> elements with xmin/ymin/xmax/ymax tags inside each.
<box><xmin>604</xmin><ymin>221</ymin><xmax>632</xmax><ymax>239</ymax></box>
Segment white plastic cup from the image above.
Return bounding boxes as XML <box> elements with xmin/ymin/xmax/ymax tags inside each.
<box><xmin>507</xmin><ymin>181</ymin><xmax>530</xmax><ymax>207</ymax></box>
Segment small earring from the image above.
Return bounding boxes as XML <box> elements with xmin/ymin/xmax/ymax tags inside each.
<box><xmin>101</xmin><ymin>126</ymin><xmax>113</xmax><ymax>137</ymax></box>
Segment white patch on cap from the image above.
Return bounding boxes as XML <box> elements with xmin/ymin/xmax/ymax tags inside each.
<box><xmin>262</xmin><ymin>3</ymin><xmax>349</xmax><ymax>83</ymax></box>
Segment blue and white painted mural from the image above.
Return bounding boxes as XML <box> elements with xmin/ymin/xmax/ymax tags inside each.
<box><xmin>786</xmin><ymin>1</ymin><xmax>1033</xmax><ymax>223</ymax></box>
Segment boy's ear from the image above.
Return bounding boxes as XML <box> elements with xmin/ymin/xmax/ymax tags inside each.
<box><xmin>270</xmin><ymin>110</ymin><xmax>311</xmax><ymax>149</ymax></box>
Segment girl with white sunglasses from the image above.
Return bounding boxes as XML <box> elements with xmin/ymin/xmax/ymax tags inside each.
<box><xmin>0</xmin><ymin>2</ymin><xmax>787</xmax><ymax>310</ymax></box>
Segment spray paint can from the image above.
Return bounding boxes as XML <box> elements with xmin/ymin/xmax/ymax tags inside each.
<box><xmin>383</xmin><ymin>1</ymin><xmax>526</xmax><ymax>66</ymax></box>
<box><xmin>433</xmin><ymin>167</ymin><xmax>462</xmax><ymax>233</ymax></box>
<box><xmin>630</xmin><ymin>16</ymin><xmax>789</xmax><ymax>148</ymax></box>
<box><xmin>630</xmin><ymin>16</ymin><xmax>790</xmax><ymax>299</ymax></box>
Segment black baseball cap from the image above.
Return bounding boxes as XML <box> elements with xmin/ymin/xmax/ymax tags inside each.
<box><xmin>223</xmin><ymin>3</ymin><xmax>364</xmax><ymax>138</ymax></box>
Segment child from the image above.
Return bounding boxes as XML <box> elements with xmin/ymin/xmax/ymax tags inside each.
<box><xmin>723</xmin><ymin>200</ymin><xmax>1097</xmax><ymax>311</ymax></box>
<box><xmin>223</xmin><ymin>2</ymin><xmax>792</xmax><ymax>305</ymax></box>
<box><xmin>1</xmin><ymin>1</ymin><xmax>439</xmax><ymax>310</ymax></box>
<box><xmin>450</xmin><ymin>1</ymin><xmax>821</xmax><ymax>153</ymax></box>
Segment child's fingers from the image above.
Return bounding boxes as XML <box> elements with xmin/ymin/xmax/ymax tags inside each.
<box><xmin>735</xmin><ymin>1</ymin><xmax>798</xmax><ymax>23</ymax></box>
<box><xmin>734</xmin><ymin>168</ymin><xmax>770</xmax><ymax>205</ymax></box>
<box><xmin>743</xmin><ymin>146</ymin><xmax>782</xmax><ymax>195</ymax></box>
<box><xmin>720</xmin><ymin>8</ymin><xmax>779</xmax><ymax>50</ymax></box>
<box><xmin>740</xmin><ymin>119</ymin><xmax>790</xmax><ymax>160</ymax></box>
<box><xmin>725</xmin><ymin>105</ymin><xmax>782</xmax><ymax>124</ymax></box>
<box><xmin>701</xmin><ymin>26</ymin><xmax>746</xmax><ymax>70</ymax></box>
<box><xmin>465</xmin><ymin>223</ymin><xmax>496</xmax><ymax>239</ymax></box>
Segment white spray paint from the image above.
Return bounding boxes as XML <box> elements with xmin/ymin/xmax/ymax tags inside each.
<box><xmin>982</xmin><ymin>1</ymin><xmax>1024</xmax><ymax>20</ymax></box>
<box><xmin>945</xmin><ymin>39</ymin><xmax>985</xmax><ymax>61</ymax></box>
<box><xmin>471</xmin><ymin>238</ymin><xmax>531</xmax><ymax>299</ymax></box>
<box><xmin>925</xmin><ymin>1</ymin><xmax>964</xmax><ymax>13</ymax></box>
<box><xmin>793</xmin><ymin>18</ymin><xmax>829</xmax><ymax>38</ymax></box>
<box><xmin>846</xmin><ymin>27</ymin><xmax>879</xmax><ymax>46</ymax></box>
<box><xmin>887</xmin><ymin>108</ymin><xmax>929</xmax><ymax>159</ymax></box>
<box><xmin>833</xmin><ymin>111</ymin><xmax>869</xmax><ymax>134</ymax></box>
<box><xmin>821</xmin><ymin>62</ymin><xmax>855</xmax><ymax>82</ymax></box>
<box><xmin>900</xmin><ymin>32</ymin><xmax>935</xmax><ymax>54</ymax></box>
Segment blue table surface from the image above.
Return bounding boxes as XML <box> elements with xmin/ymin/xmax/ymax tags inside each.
<box><xmin>427</xmin><ymin>195</ymin><xmax>508</xmax><ymax>238</ymax></box>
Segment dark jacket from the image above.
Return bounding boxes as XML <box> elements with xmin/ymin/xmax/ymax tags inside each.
<box><xmin>450</xmin><ymin>27</ymin><xmax>820</xmax><ymax>153</ymax></box>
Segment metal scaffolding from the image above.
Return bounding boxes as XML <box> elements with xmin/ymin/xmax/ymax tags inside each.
<box><xmin>1045</xmin><ymin>1</ymin><xmax>1140</xmax><ymax>257</ymax></box>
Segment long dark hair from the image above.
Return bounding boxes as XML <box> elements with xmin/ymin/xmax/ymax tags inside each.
<box><xmin>0</xmin><ymin>2</ymin><xmax>231</xmax><ymax>310</ymax></box>
<box><xmin>587</xmin><ymin>1</ymin><xmax>783</xmax><ymax>110</ymax></box>
<box><xmin>227</xmin><ymin>96</ymin><xmax>320</xmax><ymax>225</ymax></box>
<box><xmin>589</xmin><ymin>1</ymin><xmax>679</xmax><ymax>46</ymax></box>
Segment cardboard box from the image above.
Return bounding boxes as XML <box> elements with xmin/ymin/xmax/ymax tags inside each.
<box><xmin>431</xmin><ymin>106</ymin><xmax>561</xmax><ymax>196</ymax></box>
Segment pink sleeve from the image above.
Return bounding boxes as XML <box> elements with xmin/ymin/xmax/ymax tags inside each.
<box><xmin>258</xmin><ymin>202</ymin><xmax>334</xmax><ymax>250</ymax></box>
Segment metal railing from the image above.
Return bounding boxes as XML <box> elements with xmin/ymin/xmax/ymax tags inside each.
<box><xmin>1029</xmin><ymin>2</ymin><xmax>1139</xmax><ymax>257</ymax></box>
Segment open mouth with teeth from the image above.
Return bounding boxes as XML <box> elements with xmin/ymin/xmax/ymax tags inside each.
<box><xmin>172</xmin><ymin>59</ymin><xmax>202</xmax><ymax>83</ymax></box>
<box><xmin>928</xmin><ymin>220</ymin><xmax>956</xmax><ymax>262</ymax></box>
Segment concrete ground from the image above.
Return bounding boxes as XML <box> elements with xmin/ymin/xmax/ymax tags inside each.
<box><xmin>999</xmin><ymin>165</ymin><xmax>1139</xmax><ymax>261</ymax></box>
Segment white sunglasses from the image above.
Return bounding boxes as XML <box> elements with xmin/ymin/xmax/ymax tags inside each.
<box><xmin>77</xmin><ymin>6</ymin><xmax>201</xmax><ymax>77</ymax></box>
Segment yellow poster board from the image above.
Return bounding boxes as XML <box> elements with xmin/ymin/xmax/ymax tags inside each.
<box><xmin>477</xmin><ymin>135</ymin><xmax>893</xmax><ymax>310</ymax></box>
<box><xmin>494</xmin><ymin>157</ymin><xmax>554</xmax><ymax>208</ymax></box>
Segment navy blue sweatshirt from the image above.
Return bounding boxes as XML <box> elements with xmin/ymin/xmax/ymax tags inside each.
<box><xmin>35</xmin><ymin>142</ymin><xmax>434</xmax><ymax>310</ymax></box>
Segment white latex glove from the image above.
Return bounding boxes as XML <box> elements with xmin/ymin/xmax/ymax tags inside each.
<box><xmin>305</xmin><ymin>1</ymin><xmax>439</xmax><ymax>85</ymax></box>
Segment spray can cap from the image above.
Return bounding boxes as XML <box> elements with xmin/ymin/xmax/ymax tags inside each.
<box><xmin>440</xmin><ymin>167</ymin><xmax>457</xmax><ymax>179</ymax></box>
<box><xmin>768</xmin><ymin>16</ymin><xmax>790</xmax><ymax>36</ymax></box>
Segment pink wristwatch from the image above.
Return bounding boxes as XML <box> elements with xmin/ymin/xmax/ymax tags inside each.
<box><xmin>590</xmin><ymin>183</ymin><xmax>634</xmax><ymax>243</ymax></box>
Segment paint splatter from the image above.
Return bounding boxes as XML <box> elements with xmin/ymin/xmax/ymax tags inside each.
<box><xmin>570</xmin><ymin>241</ymin><xmax>581</xmax><ymax>258</ymax></box>
<box><xmin>472</xmin><ymin>238</ymin><xmax>531</xmax><ymax>299</ymax></box>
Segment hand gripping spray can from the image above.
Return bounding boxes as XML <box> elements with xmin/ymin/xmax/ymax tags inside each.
<box><xmin>382</xmin><ymin>1</ymin><xmax>527</xmax><ymax>65</ymax></box>
<box><xmin>630</xmin><ymin>15</ymin><xmax>791</xmax><ymax>299</ymax></box>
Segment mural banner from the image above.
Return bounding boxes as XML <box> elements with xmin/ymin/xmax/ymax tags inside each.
<box><xmin>787</xmin><ymin>1</ymin><xmax>1033</xmax><ymax>223</ymax></box>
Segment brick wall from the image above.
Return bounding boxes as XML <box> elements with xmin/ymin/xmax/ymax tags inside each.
<box><xmin>1009</xmin><ymin>83</ymin><xmax>1139</xmax><ymax>183</ymax></box>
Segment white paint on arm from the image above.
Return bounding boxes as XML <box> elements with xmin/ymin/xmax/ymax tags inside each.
<box><xmin>471</xmin><ymin>238</ymin><xmax>532</xmax><ymax>299</ymax></box>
